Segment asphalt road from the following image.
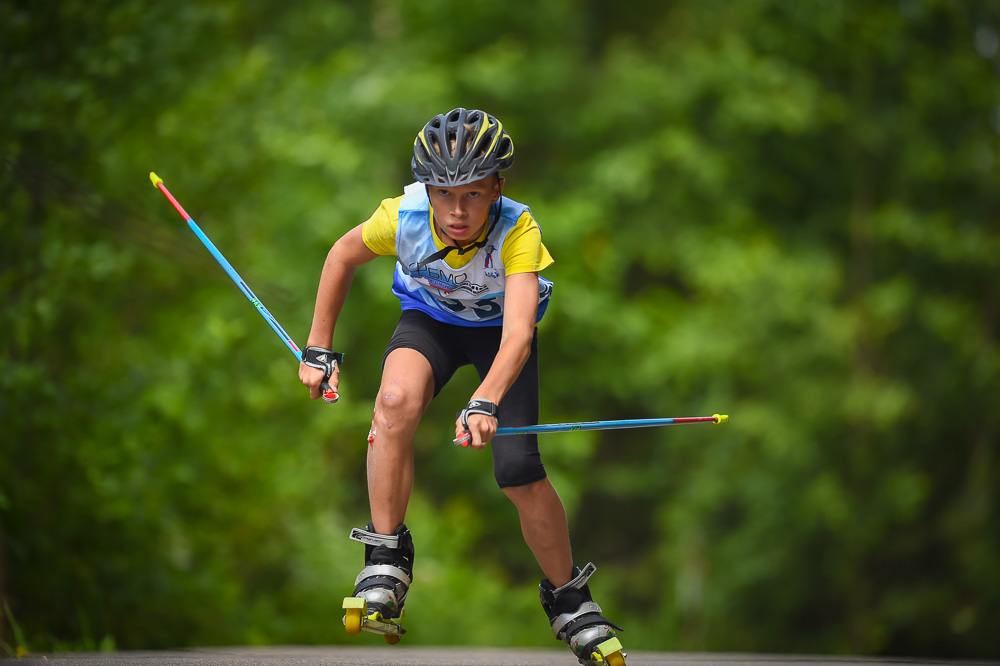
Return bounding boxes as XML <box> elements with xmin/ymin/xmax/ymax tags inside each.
<box><xmin>9</xmin><ymin>647</ymin><xmax>998</xmax><ymax>666</ymax></box>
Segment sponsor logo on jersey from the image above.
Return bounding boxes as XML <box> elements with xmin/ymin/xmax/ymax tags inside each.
<box><xmin>405</xmin><ymin>262</ymin><xmax>489</xmax><ymax>296</ymax></box>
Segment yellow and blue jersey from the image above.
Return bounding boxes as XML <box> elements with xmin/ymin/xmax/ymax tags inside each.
<box><xmin>362</xmin><ymin>182</ymin><xmax>554</xmax><ymax>326</ymax></box>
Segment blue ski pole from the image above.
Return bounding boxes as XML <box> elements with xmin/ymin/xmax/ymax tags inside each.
<box><xmin>150</xmin><ymin>172</ymin><xmax>339</xmax><ymax>403</ymax></box>
<box><xmin>454</xmin><ymin>414</ymin><xmax>729</xmax><ymax>446</ymax></box>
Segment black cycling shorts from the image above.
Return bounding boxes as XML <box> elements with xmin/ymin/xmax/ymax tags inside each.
<box><xmin>383</xmin><ymin>309</ymin><xmax>546</xmax><ymax>489</ymax></box>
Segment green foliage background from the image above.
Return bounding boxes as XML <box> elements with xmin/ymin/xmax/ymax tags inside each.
<box><xmin>2</xmin><ymin>0</ymin><xmax>998</xmax><ymax>659</ymax></box>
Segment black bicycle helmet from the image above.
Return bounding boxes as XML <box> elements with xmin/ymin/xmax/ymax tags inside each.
<box><xmin>411</xmin><ymin>108</ymin><xmax>514</xmax><ymax>186</ymax></box>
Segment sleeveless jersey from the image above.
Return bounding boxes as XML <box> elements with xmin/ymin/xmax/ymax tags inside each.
<box><xmin>391</xmin><ymin>182</ymin><xmax>554</xmax><ymax>327</ymax></box>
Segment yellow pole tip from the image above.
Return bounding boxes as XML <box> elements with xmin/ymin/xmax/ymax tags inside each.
<box><xmin>149</xmin><ymin>172</ymin><xmax>163</xmax><ymax>187</ymax></box>
<box><xmin>713</xmin><ymin>414</ymin><xmax>729</xmax><ymax>424</ymax></box>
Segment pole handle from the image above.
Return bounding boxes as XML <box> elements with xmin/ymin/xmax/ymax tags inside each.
<box><xmin>321</xmin><ymin>381</ymin><xmax>339</xmax><ymax>404</ymax></box>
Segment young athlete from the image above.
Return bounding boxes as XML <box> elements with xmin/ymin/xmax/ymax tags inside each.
<box><xmin>299</xmin><ymin>108</ymin><xmax>626</xmax><ymax>666</ymax></box>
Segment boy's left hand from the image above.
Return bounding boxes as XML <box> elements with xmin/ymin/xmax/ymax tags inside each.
<box><xmin>453</xmin><ymin>398</ymin><xmax>499</xmax><ymax>449</ymax></box>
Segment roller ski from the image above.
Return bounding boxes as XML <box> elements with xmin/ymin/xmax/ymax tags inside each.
<box><xmin>540</xmin><ymin>563</ymin><xmax>626</xmax><ymax>666</ymax></box>
<box><xmin>342</xmin><ymin>523</ymin><xmax>413</xmax><ymax>645</ymax></box>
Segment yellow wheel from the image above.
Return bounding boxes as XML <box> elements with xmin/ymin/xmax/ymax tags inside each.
<box><xmin>383</xmin><ymin>633</ymin><xmax>400</xmax><ymax>645</ymax></box>
<box><xmin>344</xmin><ymin>608</ymin><xmax>362</xmax><ymax>636</ymax></box>
<box><xmin>604</xmin><ymin>651</ymin><xmax>626</xmax><ymax>666</ymax></box>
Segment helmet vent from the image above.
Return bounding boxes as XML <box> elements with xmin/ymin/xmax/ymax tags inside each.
<box><xmin>411</xmin><ymin>108</ymin><xmax>514</xmax><ymax>186</ymax></box>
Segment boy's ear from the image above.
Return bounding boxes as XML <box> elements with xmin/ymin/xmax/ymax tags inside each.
<box><xmin>493</xmin><ymin>176</ymin><xmax>505</xmax><ymax>202</ymax></box>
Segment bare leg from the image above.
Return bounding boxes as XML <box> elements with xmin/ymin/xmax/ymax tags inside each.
<box><xmin>503</xmin><ymin>478</ymin><xmax>574</xmax><ymax>586</ymax></box>
<box><xmin>506</xmin><ymin>480</ymin><xmax>626</xmax><ymax>664</ymax></box>
<box><xmin>368</xmin><ymin>348</ymin><xmax>435</xmax><ymax>535</ymax></box>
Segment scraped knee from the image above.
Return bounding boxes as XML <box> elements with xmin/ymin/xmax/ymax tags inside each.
<box><xmin>374</xmin><ymin>382</ymin><xmax>425</xmax><ymax>437</ymax></box>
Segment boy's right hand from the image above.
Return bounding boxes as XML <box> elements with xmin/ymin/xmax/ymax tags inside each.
<box><xmin>299</xmin><ymin>347</ymin><xmax>343</xmax><ymax>403</ymax></box>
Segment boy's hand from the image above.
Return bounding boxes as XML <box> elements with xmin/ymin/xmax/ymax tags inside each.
<box><xmin>299</xmin><ymin>347</ymin><xmax>343</xmax><ymax>403</ymax></box>
<box><xmin>453</xmin><ymin>398</ymin><xmax>499</xmax><ymax>449</ymax></box>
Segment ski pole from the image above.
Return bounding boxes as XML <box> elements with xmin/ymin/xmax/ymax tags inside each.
<box><xmin>454</xmin><ymin>414</ymin><xmax>729</xmax><ymax>446</ymax></box>
<box><xmin>149</xmin><ymin>172</ymin><xmax>339</xmax><ymax>403</ymax></box>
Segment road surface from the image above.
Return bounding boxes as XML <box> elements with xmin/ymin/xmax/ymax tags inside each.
<box><xmin>10</xmin><ymin>646</ymin><xmax>997</xmax><ymax>666</ymax></box>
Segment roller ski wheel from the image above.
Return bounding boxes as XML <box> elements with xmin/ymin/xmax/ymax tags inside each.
<box><xmin>540</xmin><ymin>563</ymin><xmax>627</xmax><ymax>666</ymax></box>
<box><xmin>576</xmin><ymin>636</ymin><xmax>626</xmax><ymax>666</ymax></box>
<box><xmin>343</xmin><ymin>523</ymin><xmax>414</xmax><ymax>645</ymax></box>
<box><xmin>343</xmin><ymin>598</ymin><xmax>363</xmax><ymax>635</ymax></box>
<box><xmin>588</xmin><ymin>637</ymin><xmax>626</xmax><ymax>666</ymax></box>
<box><xmin>603</xmin><ymin>648</ymin><xmax>627</xmax><ymax>666</ymax></box>
<box><xmin>342</xmin><ymin>596</ymin><xmax>405</xmax><ymax>644</ymax></box>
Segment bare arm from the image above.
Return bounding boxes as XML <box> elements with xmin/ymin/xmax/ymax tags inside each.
<box><xmin>456</xmin><ymin>271</ymin><xmax>539</xmax><ymax>447</ymax></box>
<box><xmin>299</xmin><ymin>223</ymin><xmax>380</xmax><ymax>399</ymax></box>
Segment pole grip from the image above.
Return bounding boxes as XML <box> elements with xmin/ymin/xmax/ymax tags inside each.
<box><xmin>321</xmin><ymin>381</ymin><xmax>339</xmax><ymax>404</ymax></box>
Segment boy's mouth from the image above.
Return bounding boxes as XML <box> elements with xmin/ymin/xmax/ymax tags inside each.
<box><xmin>441</xmin><ymin>222</ymin><xmax>475</xmax><ymax>240</ymax></box>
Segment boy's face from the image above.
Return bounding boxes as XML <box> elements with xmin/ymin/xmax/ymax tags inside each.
<box><xmin>427</xmin><ymin>177</ymin><xmax>503</xmax><ymax>245</ymax></box>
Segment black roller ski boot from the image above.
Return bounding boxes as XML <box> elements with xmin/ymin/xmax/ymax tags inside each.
<box><xmin>342</xmin><ymin>522</ymin><xmax>414</xmax><ymax>645</ymax></box>
<box><xmin>540</xmin><ymin>563</ymin><xmax>626</xmax><ymax>666</ymax></box>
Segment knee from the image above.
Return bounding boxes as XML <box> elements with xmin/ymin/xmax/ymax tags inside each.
<box><xmin>494</xmin><ymin>447</ymin><xmax>547</xmax><ymax>489</ymax></box>
<box><xmin>501</xmin><ymin>477</ymin><xmax>552</xmax><ymax>508</ymax></box>
<box><xmin>501</xmin><ymin>479</ymin><xmax>536</xmax><ymax>502</ymax></box>
<box><xmin>374</xmin><ymin>380</ymin><xmax>425</xmax><ymax>434</ymax></box>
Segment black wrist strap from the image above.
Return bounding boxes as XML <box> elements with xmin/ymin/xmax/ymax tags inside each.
<box><xmin>303</xmin><ymin>347</ymin><xmax>345</xmax><ymax>379</ymax></box>
<box><xmin>459</xmin><ymin>398</ymin><xmax>499</xmax><ymax>430</ymax></box>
